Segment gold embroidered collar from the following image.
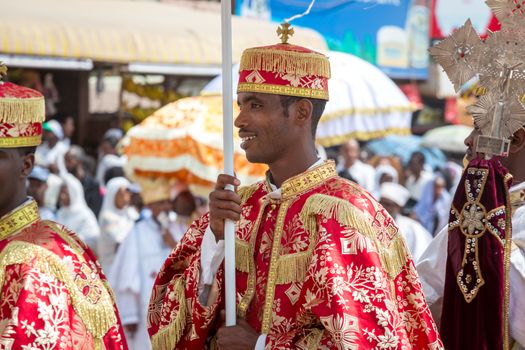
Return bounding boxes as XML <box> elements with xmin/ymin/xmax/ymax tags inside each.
<box><xmin>0</xmin><ymin>199</ymin><xmax>40</xmax><ymax>240</ymax></box>
<box><xmin>265</xmin><ymin>160</ymin><xmax>337</xmax><ymax>200</ymax></box>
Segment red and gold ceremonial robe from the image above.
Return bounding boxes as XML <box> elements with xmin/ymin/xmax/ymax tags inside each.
<box><xmin>148</xmin><ymin>161</ymin><xmax>443</xmax><ymax>349</ymax></box>
<box><xmin>0</xmin><ymin>199</ymin><xmax>128</xmax><ymax>350</ymax></box>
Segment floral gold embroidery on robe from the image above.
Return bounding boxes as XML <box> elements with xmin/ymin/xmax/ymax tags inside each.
<box><xmin>0</xmin><ymin>200</ymin><xmax>128</xmax><ymax>350</ymax></box>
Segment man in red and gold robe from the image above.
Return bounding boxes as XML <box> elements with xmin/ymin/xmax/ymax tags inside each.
<box><xmin>148</xmin><ymin>25</ymin><xmax>443</xmax><ymax>350</ymax></box>
<box><xmin>0</xmin><ymin>66</ymin><xmax>128</xmax><ymax>349</ymax></box>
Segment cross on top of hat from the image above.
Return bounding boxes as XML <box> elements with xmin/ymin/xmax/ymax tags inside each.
<box><xmin>430</xmin><ymin>0</ymin><xmax>525</xmax><ymax>157</ymax></box>
<box><xmin>276</xmin><ymin>22</ymin><xmax>294</xmax><ymax>44</ymax></box>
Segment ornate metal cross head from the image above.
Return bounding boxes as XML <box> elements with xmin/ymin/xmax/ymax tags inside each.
<box><xmin>277</xmin><ymin>22</ymin><xmax>294</xmax><ymax>44</ymax></box>
<box><xmin>429</xmin><ymin>0</ymin><xmax>525</xmax><ymax>158</ymax></box>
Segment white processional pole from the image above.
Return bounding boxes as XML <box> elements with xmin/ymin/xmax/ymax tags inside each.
<box><xmin>221</xmin><ymin>0</ymin><xmax>236</xmax><ymax>327</ymax></box>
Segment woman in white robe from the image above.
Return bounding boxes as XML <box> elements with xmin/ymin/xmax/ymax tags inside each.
<box><xmin>97</xmin><ymin>176</ymin><xmax>135</xmax><ymax>272</ymax></box>
<box><xmin>57</xmin><ymin>173</ymin><xmax>100</xmax><ymax>251</ymax></box>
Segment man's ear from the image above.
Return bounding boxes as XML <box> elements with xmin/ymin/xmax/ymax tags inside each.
<box><xmin>294</xmin><ymin>99</ymin><xmax>313</xmax><ymax>125</ymax></box>
<box><xmin>510</xmin><ymin>128</ymin><xmax>525</xmax><ymax>153</ymax></box>
<box><xmin>21</xmin><ymin>153</ymin><xmax>35</xmax><ymax>178</ymax></box>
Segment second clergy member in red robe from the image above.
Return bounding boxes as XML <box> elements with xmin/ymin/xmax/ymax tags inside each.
<box><xmin>0</xmin><ymin>65</ymin><xmax>128</xmax><ymax>350</ymax></box>
<box><xmin>147</xmin><ymin>25</ymin><xmax>443</xmax><ymax>350</ymax></box>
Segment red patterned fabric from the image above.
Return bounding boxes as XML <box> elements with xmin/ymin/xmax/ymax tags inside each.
<box><xmin>441</xmin><ymin>157</ymin><xmax>513</xmax><ymax>349</ymax></box>
<box><xmin>0</xmin><ymin>122</ymin><xmax>42</xmax><ymax>138</ymax></box>
<box><xmin>0</xmin><ymin>82</ymin><xmax>43</xmax><ymax>99</ymax></box>
<box><xmin>148</xmin><ymin>161</ymin><xmax>443</xmax><ymax>349</ymax></box>
<box><xmin>0</xmin><ymin>202</ymin><xmax>128</xmax><ymax>350</ymax></box>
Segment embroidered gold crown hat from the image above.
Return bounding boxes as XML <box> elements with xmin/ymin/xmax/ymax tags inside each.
<box><xmin>237</xmin><ymin>23</ymin><xmax>331</xmax><ymax>100</ymax></box>
<box><xmin>0</xmin><ymin>63</ymin><xmax>46</xmax><ymax>148</ymax></box>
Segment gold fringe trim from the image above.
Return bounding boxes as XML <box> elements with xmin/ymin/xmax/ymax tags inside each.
<box><xmin>150</xmin><ymin>277</ymin><xmax>187</xmax><ymax>350</ymax></box>
<box><xmin>0</xmin><ymin>241</ymin><xmax>117</xmax><ymax>340</ymax></box>
<box><xmin>94</xmin><ymin>338</ymin><xmax>105</xmax><ymax>350</ymax></box>
<box><xmin>235</xmin><ymin>239</ymin><xmax>251</xmax><ymax>273</ymax></box>
<box><xmin>300</xmin><ymin>194</ymin><xmax>408</xmax><ymax>279</ymax></box>
<box><xmin>240</xmin><ymin>48</ymin><xmax>331</xmax><ymax>78</ymax></box>
<box><xmin>0</xmin><ymin>97</ymin><xmax>45</xmax><ymax>123</ymax></box>
<box><xmin>238</xmin><ymin>184</ymin><xmax>259</xmax><ymax>204</ymax></box>
<box><xmin>275</xmin><ymin>251</ymin><xmax>313</xmax><ymax>284</ymax></box>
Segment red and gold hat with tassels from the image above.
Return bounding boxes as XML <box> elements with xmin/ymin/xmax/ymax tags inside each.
<box><xmin>0</xmin><ymin>63</ymin><xmax>45</xmax><ymax>148</ymax></box>
<box><xmin>237</xmin><ymin>23</ymin><xmax>330</xmax><ymax>100</ymax></box>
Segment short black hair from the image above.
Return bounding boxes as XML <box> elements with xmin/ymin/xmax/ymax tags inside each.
<box><xmin>17</xmin><ymin>146</ymin><xmax>37</xmax><ymax>157</ymax></box>
<box><xmin>279</xmin><ymin>96</ymin><xmax>327</xmax><ymax>138</ymax></box>
<box><xmin>104</xmin><ymin>166</ymin><xmax>125</xmax><ymax>185</ymax></box>
<box><xmin>410</xmin><ymin>151</ymin><xmax>426</xmax><ymax>164</ymax></box>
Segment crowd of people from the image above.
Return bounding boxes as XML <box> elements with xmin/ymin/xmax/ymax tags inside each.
<box><xmin>26</xmin><ymin>118</ymin><xmax>208</xmax><ymax>349</ymax></box>
<box><xmin>2</xmin><ymin>18</ymin><xmax>524</xmax><ymax>349</ymax></box>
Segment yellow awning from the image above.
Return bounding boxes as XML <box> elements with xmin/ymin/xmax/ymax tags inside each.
<box><xmin>0</xmin><ymin>0</ymin><xmax>327</xmax><ymax>66</ymax></box>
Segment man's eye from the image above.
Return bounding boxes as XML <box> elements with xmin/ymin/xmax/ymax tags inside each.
<box><xmin>251</xmin><ymin>103</ymin><xmax>262</xmax><ymax>109</ymax></box>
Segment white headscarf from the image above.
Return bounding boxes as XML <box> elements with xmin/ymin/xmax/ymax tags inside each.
<box><xmin>57</xmin><ymin>173</ymin><xmax>100</xmax><ymax>250</ymax></box>
<box><xmin>97</xmin><ymin>177</ymin><xmax>135</xmax><ymax>271</ymax></box>
<box><xmin>96</xmin><ymin>154</ymin><xmax>126</xmax><ymax>187</ymax></box>
<box><xmin>373</xmin><ymin>165</ymin><xmax>399</xmax><ymax>198</ymax></box>
<box><xmin>99</xmin><ymin>177</ymin><xmax>131</xmax><ymax>221</ymax></box>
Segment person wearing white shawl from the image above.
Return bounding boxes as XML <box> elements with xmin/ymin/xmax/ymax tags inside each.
<box><xmin>379</xmin><ymin>182</ymin><xmax>433</xmax><ymax>261</ymax></box>
<box><xmin>373</xmin><ymin>164</ymin><xmax>399</xmax><ymax>198</ymax></box>
<box><xmin>97</xmin><ymin>177</ymin><xmax>136</xmax><ymax>272</ymax></box>
<box><xmin>109</xmin><ymin>177</ymin><xmax>182</xmax><ymax>350</ymax></box>
<box><xmin>57</xmin><ymin>173</ymin><xmax>100</xmax><ymax>251</ymax></box>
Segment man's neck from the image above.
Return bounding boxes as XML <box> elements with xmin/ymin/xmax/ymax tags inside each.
<box><xmin>268</xmin><ymin>152</ymin><xmax>318</xmax><ymax>188</ymax></box>
<box><xmin>0</xmin><ymin>194</ymin><xmax>27</xmax><ymax>219</ymax></box>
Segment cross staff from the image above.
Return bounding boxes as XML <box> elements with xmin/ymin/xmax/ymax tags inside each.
<box><xmin>429</xmin><ymin>0</ymin><xmax>525</xmax><ymax>158</ymax></box>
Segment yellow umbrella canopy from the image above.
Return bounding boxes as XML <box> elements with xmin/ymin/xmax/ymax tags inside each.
<box><xmin>123</xmin><ymin>95</ymin><xmax>267</xmax><ymax>190</ymax></box>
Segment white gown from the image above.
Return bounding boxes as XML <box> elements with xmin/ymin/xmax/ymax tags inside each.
<box><xmin>109</xmin><ymin>215</ymin><xmax>186</xmax><ymax>350</ymax></box>
<box><xmin>416</xmin><ymin>183</ymin><xmax>525</xmax><ymax>348</ymax></box>
<box><xmin>396</xmin><ymin>215</ymin><xmax>433</xmax><ymax>262</ymax></box>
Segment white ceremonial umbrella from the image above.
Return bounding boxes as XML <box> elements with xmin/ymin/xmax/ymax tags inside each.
<box><xmin>202</xmin><ymin>50</ymin><xmax>414</xmax><ymax>147</ymax></box>
<box><xmin>421</xmin><ymin>124</ymin><xmax>473</xmax><ymax>154</ymax></box>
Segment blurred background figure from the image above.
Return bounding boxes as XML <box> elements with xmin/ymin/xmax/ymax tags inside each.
<box><xmin>171</xmin><ymin>187</ymin><xmax>198</xmax><ymax>237</ymax></box>
<box><xmin>27</xmin><ymin>165</ymin><xmax>55</xmax><ymax>220</ymax></box>
<box><xmin>34</xmin><ymin>119</ymin><xmax>68</xmax><ymax>174</ymax></box>
<box><xmin>109</xmin><ymin>178</ymin><xmax>180</xmax><ymax>350</ymax></box>
<box><xmin>58</xmin><ymin>114</ymin><xmax>75</xmax><ymax>147</ymax></box>
<box><xmin>43</xmin><ymin>172</ymin><xmax>62</xmax><ymax>216</ymax></box>
<box><xmin>97</xmin><ymin>176</ymin><xmax>136</xmax><ymax>272</ymax></box>
<box><xmin>380</xmin><ymin>182</ymin><xmax>433</xmax><ymax>261</ymax></box>
<box><xmin>373</xmin><ymin>164</ymin><xmax>400</xmax><ymax>198</ymax></box>
<box><xmin>413</xmin><ymin>173</ymin><xmax>452</xmax><ymax>236</ymax></box>
<box><xmin>338</xmin><ymin>139</ymin><xmax>376</xmax><ymax>192</ymax></box>
<box><xmin>56</xmin><ymin>173</ymin><xmax>100</xmax><ymax>251</ymax></box>
<box><xmin>405</xmin><ymin>151</ymin><xmax>434</xmax><ymax>208</ymax></box>
<box><xmin>64</xmin><ymin>145</ymin><xmax>103</xmax><ymax>217</ymax></box>
<box><xmin>96</xmin><ymin>128</ymin><xmax>126</xmax><ymax>187</ymax></box>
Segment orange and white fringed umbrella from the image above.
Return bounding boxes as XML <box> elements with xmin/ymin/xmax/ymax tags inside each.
<box><xmin>122</xmin><ymin>95</ymin><xmax>267</xmax><ymax>194</ymax></box>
